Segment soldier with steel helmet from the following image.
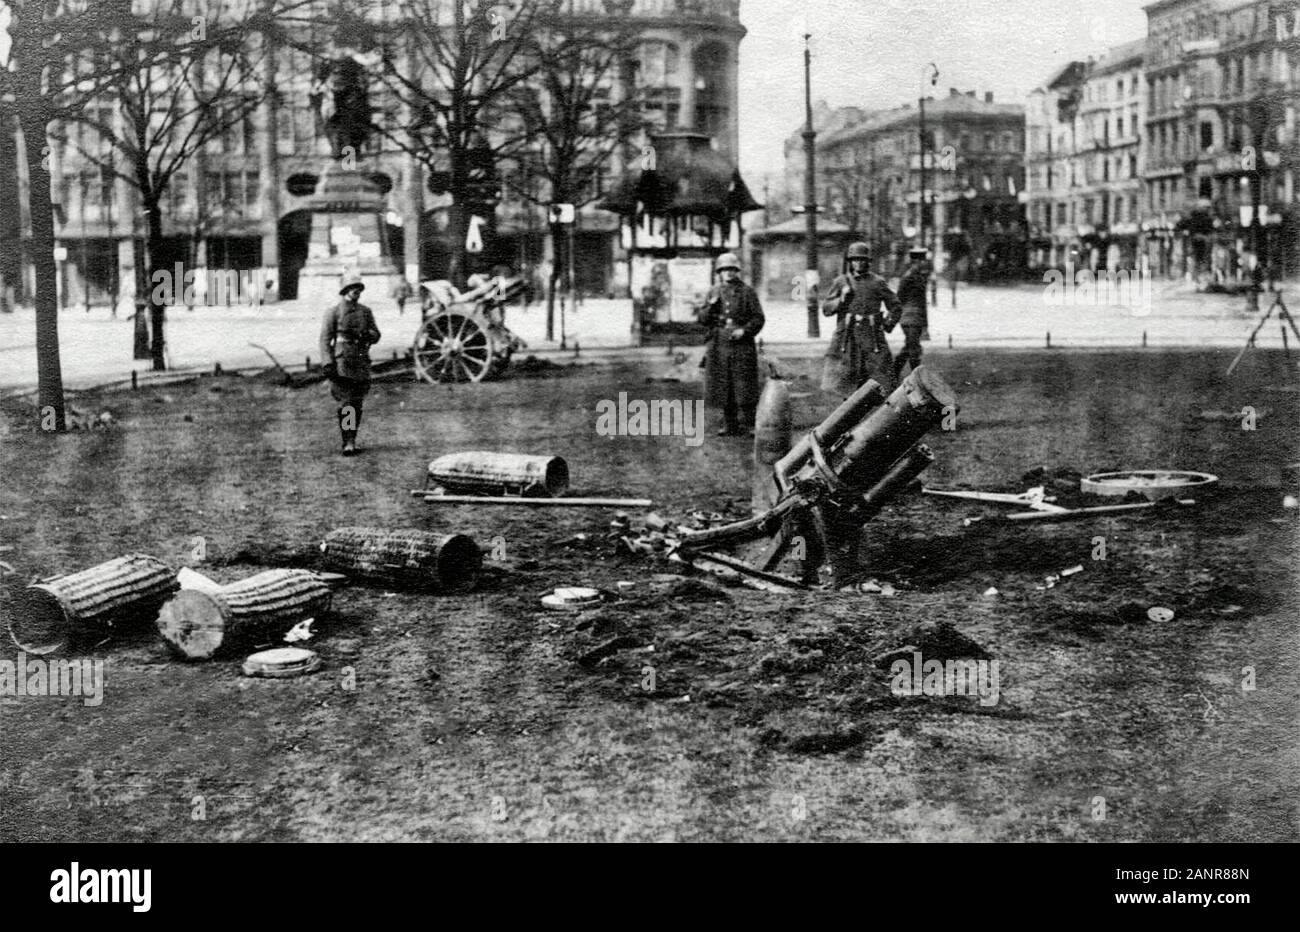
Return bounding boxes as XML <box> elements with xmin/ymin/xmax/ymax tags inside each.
<box><xmin>821</xmin><ymin>241</ymin><xmax>902</xmax><ymax>395</ymax></box>
<box><xmin>702</xmin><ymin>251</ymin><xmax>765</xmax><ymax>436</ymax></box>
<box><xmin>319</xmin><ymin>271</ymin><xmax>381</xmax><ymax>456</ymax></box>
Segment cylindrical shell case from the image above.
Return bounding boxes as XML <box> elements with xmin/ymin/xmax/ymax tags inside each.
<box><xmin>426</xmin><ymin>451</ymin><xmax>569</xmax><ymax>497</ymax></box>
<box><xmin>319</xmin><ymin>527</ymin><xmax>481</xmax><ymax>591</ymax></box>
<box><xmin>752</xmin><ymin>379</ymin><xmax>793</xmax><ymax>516</ymax></box>
<box><xmin>156</xmin><ymin>569</ymin><xmax>332</xmax><ymax>660</ymax></box>
<box><xmin>8</xmin><ymin>554</ymin><xmax>178</xmax><ymax>654</ymax></box>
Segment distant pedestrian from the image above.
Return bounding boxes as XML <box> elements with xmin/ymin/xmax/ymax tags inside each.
<box><xmin>391</xmin><ymin>277</ymin><xmax>413</xmax><ymax>316</ymax></box>
<box><xmin>703</xmin><ymin>252</ymin><xmax>765</xmax><ymax>436</ymax></box>
<box><xmin>821</xmin><ymin>241</ymin><xmax>901</xmax><ymax>396</ymax></box>
<box><xmin>893</xmin><ymin>246</ymin><xmax>931</xmax><ymax>382</ymax></box>
<box><xmin>320</xmin><ymin>272</ymin><xmax>381</xmax><ymax>456</ymax></box>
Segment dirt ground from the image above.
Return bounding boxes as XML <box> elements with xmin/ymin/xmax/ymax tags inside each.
<box><xmin>1</xmin><ymin>346</ymin><xmax>1297</xmax><ymax>841</ymax></box>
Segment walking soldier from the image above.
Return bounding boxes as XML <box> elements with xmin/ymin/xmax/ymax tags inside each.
<box><xmin>821</xmin><ymin>241</ymin><xmax>902</xmax><ymax>396</ymax></box>
<box><xmin>893</xmin><ymin>246</ymin><xmax>931</xmax><ymax>382</ymax></box>
<box><xmin>702</xmin><ymin>252</ymin><xmax>765</xmax><ymax>436</ymax></box>
<box><xmin>320</xmin><ymin>272</ymin><xmax>381</xmax><ymax>456</ymax></box>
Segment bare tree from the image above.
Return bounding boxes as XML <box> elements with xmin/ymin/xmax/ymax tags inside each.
<box><xmin>354</xmin><ymin>0</ymin><xmax>560</xmax><ymax>288</ymax></box>
<box><xmin>502</xmin><ymin>4</ymin><xmax>645</xmax><ymax>340</ymax></box>
<box><xmin>0</xmin><ymin>0</ymin><xmax>126</xmax><ymax>429</ymax></box>
<box><xmin>54</xmin><ymin>0</ymin><xmax>277</xmax><ymax>371</ymax></box>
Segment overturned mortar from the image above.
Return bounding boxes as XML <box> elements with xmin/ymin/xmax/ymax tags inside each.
<box><xmin>7</xmin><ymin>554</ymin><xmax>178</xmax><ymax>655</ymax></box>
<box><xmin>320</xmin><ymin>527</ymin><xmax>482</xmax><ymax>591</ymax></box>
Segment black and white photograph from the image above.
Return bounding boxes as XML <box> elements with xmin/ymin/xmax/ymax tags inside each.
<box><xmin>0</xmin><ymin>0</ymin><xmax>1294</xmax><ymax>871</ymax></box>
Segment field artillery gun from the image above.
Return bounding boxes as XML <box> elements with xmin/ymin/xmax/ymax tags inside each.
<box><xmin>412</xmin><ymin>275</ymin><xmax>528</xmax><ymax>383</ymax></box>
<box><xmin>675</xmin><ymin>367</ymin><xmax>958</xmax><ymax>588</ymax></box>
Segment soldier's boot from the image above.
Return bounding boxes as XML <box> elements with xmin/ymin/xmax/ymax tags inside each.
<box><xmin>337</xmin><ymin>407</ymin><xmax>355</xmax><ymax>456</ymax></box>
<box><xmin>739</xmin><ymin>404</ymin><xmax>756</xmax><ymax>437</ymax></box>
<box><xmin>344</xmin><ymin>405</ymin><xmax>364</xmax><ymax>456</ymax></box>
<box><xmin>718</xmin><ymin>404</ymin><xmax>740</xmax><ymax>436</ymax></box>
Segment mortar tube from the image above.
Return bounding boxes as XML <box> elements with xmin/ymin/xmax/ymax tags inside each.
<box><xmin>774</xmin><ymin>378</ymin><xmax>886</xmax><ymax>492</ymax></box>
<box><xmin>856</xmin><ymin>444</ymin><xmax>934</xmax><ymax>522</ymax></box>
<box><xmin>831</xmin><ymin>367</ymin><xmax>956</xmax><ymax>492</ymax></box>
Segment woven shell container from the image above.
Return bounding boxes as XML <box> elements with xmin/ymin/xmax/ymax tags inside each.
<box><xmin>320</xmin><ymin>527</ymin><xmax>481</xmax><ymax>591</ymax></box>
<box><xmin>427</xmin><ymin>451</ymin><xmax>569</xmax><ymax>497</ymax></box>
<box><xmin>156</xmin><ymin>569</ymin><xmax>331</xmax><ymax>660</ymax></box>
<box><xmin>8</xmin><ymin>554</ymin><xmax>178</xmax><ymax>655</ymax></box>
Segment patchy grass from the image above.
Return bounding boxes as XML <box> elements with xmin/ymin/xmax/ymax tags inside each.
<box><xmin>0</xmin><ymin>348</ymin><xmax>1297</xmax><ymax>841</ymax></box>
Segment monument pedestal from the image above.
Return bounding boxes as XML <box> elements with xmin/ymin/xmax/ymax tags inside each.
<box><xmin>297</xmin><ymin>168</ymin><xmax>400</xmax><ymax>309</ymax></box>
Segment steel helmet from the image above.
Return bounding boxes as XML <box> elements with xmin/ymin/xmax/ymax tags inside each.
<box><xmin>715</xmin><ymin>252</ymin><xmax>741</xmax><ymax>272</ymax></box>
<box><xmin>845</xmin><ymin>242</ymin><xmax>871</xmax><ymax>260</ymax></box>
<box><xmin>339</xmin><ymin>271</ymin><xmax>366</xmax><ymax>295</ymax></box>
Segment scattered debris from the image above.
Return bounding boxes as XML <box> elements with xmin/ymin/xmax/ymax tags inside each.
<box><xmin>541</xmin><ymin>586</ymin><xmax>602</xmax><ymax>611</ymax></box>
<box><xmin>177</xmin><ymin>566</ymin><xmax>222</xmax><ymax>594</ymax></box>
<box><xmin>982</xmin><ymin>586</ymin><xmax>1000</xmax><ymax>599</ymax></box>
<box><xmin>241</xmin><ymin>646</ymin><xmax>322</xmax><ymax>679</ymax></box>
<box><xmin>320</xmin><ymin>527</ymin><xmax>482</xmax><ymax>592</ymax></box>
<box><xmin>425</xmin><ymin>451</ymin><xmax>570</xmax><ymax>497</ymax></box>
<box><xmin>283</xmin><ymin>618</ymin><xmax>316</xmax><ymax>643</ymax></box>
<box><xmin>157</xmin><ymin>569</ymin><xmax>332</xmax><ymax>660</ymax></box>
<box><xmin>1060</xmin><ymin>565</ymin><xmax>1084</xmax><ymax>577</ymax></box>
<box><xmin>8</xmin><ymin>554</ymin><xmax>177</xmax><ymax>655</ymax></box>
<box><xmin>579</xmin><ymin>635</ymin><xmax>644</xmax><ymax>667</ymax></box>
<box><xmin>1080</xmin><ymin>470</ymin><xmax>1217</xmax><ymax>501</ymax></box>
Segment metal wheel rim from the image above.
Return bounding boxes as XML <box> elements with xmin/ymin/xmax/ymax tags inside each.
<box><xmin>413</xmin><ymin>313</ymin><xmax>492</xmax><ymax>383</ymax></box>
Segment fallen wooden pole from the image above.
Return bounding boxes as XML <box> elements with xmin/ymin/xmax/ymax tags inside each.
<box><xmin>688</xmin><ymin>550</ymin><xmax>809</xmax><ymax>590</ymax></box>
<box><xmin>1003</xmin><ymin>502</ymin><xmax>1157</xmax><ymax>522</ymax></box>
<box><xmin>411</xmin><ymin>491</ymin><xmax>652</xmax><ymax>508</ymax></box>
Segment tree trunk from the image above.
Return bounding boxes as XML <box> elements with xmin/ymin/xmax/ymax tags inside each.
<box><xmin>17</xmin><ymin>100</ymin><xmax>66</xmax><ymax>431</ymax></box>
<box><xmin>144</xmin><ymin>199</ymin><xmax>167</xmax><ymax>370</ymax></box>
<box><xmin>545</xmin><ymin>220</ymin><xmax>562</xmax><ymax>341</ymax></box>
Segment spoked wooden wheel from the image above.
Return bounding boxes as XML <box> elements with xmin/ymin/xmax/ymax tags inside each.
<box><xmin>413</xmin><ymin>312</ymin><xmax>495</xmax><ymax>383</ymax></box>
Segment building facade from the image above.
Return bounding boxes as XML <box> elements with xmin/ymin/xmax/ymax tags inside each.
<box><xmin>1028</xmin><ymin>0</ymin><xmax>1300</xmax><ymax>281</ymax></box>
<box><xmin>1025</xmin><ymin>41</ymin><xmax>1146</xmax><ymax>272</ymax></box>
<box><xmin>4</xmin><ymin>0</ymin><xmax>747</xmax><ymax>308</ymax></box>
<box><xmin>810</xmin><ymin>91</ymin><xmax>1027</xmax><ymax>279</ymax></box>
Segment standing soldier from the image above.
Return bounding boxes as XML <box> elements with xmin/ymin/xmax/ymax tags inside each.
<box><xmin>821</xmin><ymin>241</ymin><xmax>902</xmax><ymax>396</ymax></box>
<box><xmin>320</xmin><ymin>272</ymin><xmax>381</xmax><ymax>456</ymax></box>
<box><xmin>702</xmin><ymin>252</ymin><xmax>765</xmax><ymax>436</ymax></box>
<box><xmin>893</xmin><ymin>246</ymin><xmax>931</xmax><ymax>382</ymax></box>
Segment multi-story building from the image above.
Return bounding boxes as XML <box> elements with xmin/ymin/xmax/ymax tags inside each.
<box><xmin>1142</xmin><ymin>0</ymin><xmax>1299</xmax><ymax>277</ymax></box>
<box><xmin>806</xmin><ymin>90</ymin><xmax>1026</xmax><ymax>280</ymax></box>
<box><xmin>1025</xmin><ymin>41</ymin><xmax>1145</xmax><ymax>271</ymax></box>
<box><xmin>5</xmin><ymin>0</ymin><xmax>748</xmax><ymax>307</ymax></box>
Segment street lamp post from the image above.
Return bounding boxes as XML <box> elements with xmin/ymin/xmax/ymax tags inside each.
<box><xmin>802</xmin><ymin>32</ymin><xmax>819</xmax><ymax>338</ymax></box>
<box><xmin>1247</xmin><ymin>164</ymin><xmax>1262</xmax><ymax>312</ymax></box>
<box><xmin>918</xmin><ymin>63</ymin><xmax>938</xmax><ymax>265</ymax></box>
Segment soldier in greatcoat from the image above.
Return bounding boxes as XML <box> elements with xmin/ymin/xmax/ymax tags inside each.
<box><xmin>320</xmin><ymin>272</ymin><xmax>381</xmax><ymax>456</ymax></box>
<box><xmin>821</xmin><ymin>241</ymin><xmax>902</xmax><ymax>396</ymax></box>
<box><xmin>702</xmin><ymin>252</ymin><xmax>765</xmax><ymax>436</ymax></box>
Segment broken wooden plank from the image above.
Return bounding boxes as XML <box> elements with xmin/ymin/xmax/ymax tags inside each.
<box><xmin>411</xmin><ymin>490</ymin><xmax>652</xmax><ymax>508</ymax></box>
